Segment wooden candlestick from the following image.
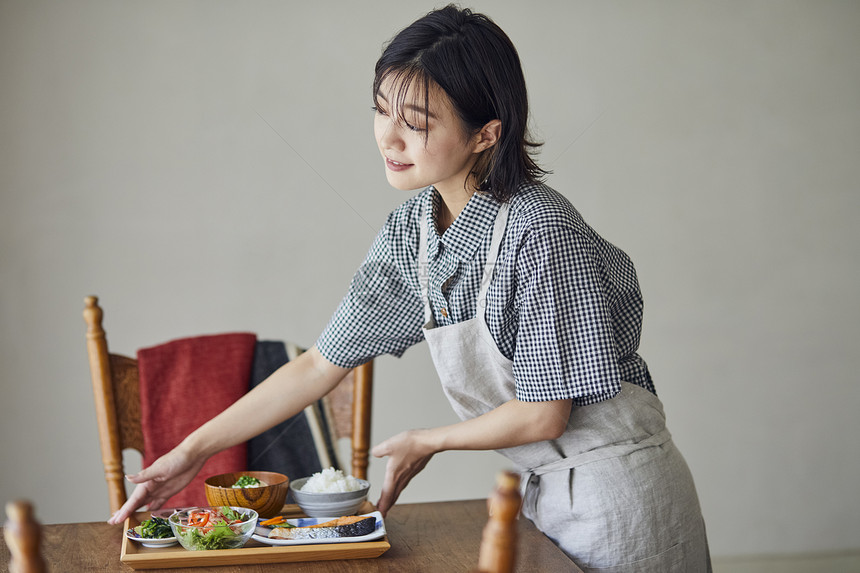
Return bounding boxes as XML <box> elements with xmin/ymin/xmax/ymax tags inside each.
<box><xmin>476</xmin><ymin>471</ymin><xmax>522</xmax><ymax>573</ymax></box>
<box><xmin>4</xmin><ymin>500</ymin><xmax>48</xmax><ymax>573</ymax></box>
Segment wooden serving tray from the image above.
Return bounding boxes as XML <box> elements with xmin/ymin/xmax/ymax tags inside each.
<box><xmin>120</xmin><ymin>502</ymin><xmax>390</xmax><ymax>570</ymax></box>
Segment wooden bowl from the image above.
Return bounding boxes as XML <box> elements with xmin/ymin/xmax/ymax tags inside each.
<box><xmin>204</xmin><ymin>471</ymin><xmax>289</xmax><ymax>518</ymax></box>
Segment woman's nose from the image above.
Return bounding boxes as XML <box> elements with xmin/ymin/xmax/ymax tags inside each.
<box><xmin>378</xmin><ymin>119</ymin><xmax>404</xmax><ymax>151</ymax></box>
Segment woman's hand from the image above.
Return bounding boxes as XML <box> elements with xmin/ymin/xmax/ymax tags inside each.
<box><xmin>107</xmin><ymin>444</ymin><xmax>205</xmax><ymax>525</ymax></box>
<box><xmin>371</xmin><ymin>429</ymin><xmax>437</xmax><ymax>516</ymax></box>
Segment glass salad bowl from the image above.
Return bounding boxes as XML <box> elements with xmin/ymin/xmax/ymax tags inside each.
<box><xmin>168</xmin><ymin>506</ymin><xmax>257</xmax><ymax>551</ymax></box>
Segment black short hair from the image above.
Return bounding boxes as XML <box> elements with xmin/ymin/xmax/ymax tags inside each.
<box><xmin>373</xmin><ymin>5</ymin><xmax>547</xmax><ymax>202</ymax></box>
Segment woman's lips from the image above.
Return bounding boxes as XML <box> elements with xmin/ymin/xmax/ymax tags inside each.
<box><xmin>385</xmin><ymin>157</ymin><xmax>413</xmax><ymax>172</ymax></box>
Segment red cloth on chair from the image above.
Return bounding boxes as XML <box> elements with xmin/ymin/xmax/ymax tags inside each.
<box><xmin>138</xmin><ymin>332</ymin><xmax>257</xmax><ymax>508</ymax></box>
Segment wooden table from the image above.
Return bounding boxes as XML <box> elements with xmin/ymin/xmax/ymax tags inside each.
<box><xmin>2</xmin><ymin>500</ymin><xmax>582</xmax><ymax>572</ymax></box>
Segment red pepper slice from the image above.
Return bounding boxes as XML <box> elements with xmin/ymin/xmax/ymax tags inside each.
<box><xmin>188</xmin><ymin>511</ymin><xmax>210</xmax><ymax>527</ymax></box>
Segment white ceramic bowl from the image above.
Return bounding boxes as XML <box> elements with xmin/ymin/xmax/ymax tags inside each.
<box><xmin>289</xmin><ymin>476</ymin><xmax>370</xmax><ymax>518</ymax></box>
<box><xmin>125</xmin><ymin>530</ymin><xmax>178</xmax><ymax>548</ymax></box>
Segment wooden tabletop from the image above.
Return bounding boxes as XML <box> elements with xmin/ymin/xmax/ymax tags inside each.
<box><xmin>2</xmin><ymin>499</ymin><xmax>581</xmax><ymax>572</ymax></box>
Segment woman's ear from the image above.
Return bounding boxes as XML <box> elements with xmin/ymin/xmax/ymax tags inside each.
<box><xmin>473</xmin><ymin>119</ymin><xmax>501</xmax><ymax>153</ymax></box>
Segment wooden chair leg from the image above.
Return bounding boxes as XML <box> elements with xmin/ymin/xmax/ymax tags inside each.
<box><xmin>4</xmin><ymin>500</ymin><xmax>48</xmax><ymax>573</ymax></box>
<box><xmin>351</xmin><ymin>361</ymin><xmax>373</xmax><ymax>480</ymax></box>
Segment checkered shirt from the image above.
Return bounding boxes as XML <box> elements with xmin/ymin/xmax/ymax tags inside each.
<box><xmin>316</xmin><ymin>182</ymin><xmax>655</xmax><ymax>406</ymax></box>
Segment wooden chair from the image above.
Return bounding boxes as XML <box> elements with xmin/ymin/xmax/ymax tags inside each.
<box><xmin>83</xmin><ymin>295</ymin><xmax>373</xmax><ymax>514</ymax></box>
<box><xmin>4</xmin><ymin>500</ymin><xmax>48</xmax><ymax>573</ymax></box>
<box><xmin>474</xmin><ymin>471</ymin><xmax>522</xmax><ymax>573</ymax></box>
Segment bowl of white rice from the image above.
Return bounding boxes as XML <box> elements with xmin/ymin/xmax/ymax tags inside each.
<box><xmin>289</xmin><ymin>467</ymin><xmax>370</xmax><ymax>517</ymax></box>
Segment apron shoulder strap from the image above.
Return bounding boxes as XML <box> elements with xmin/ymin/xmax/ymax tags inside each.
<box><xmin>476</xmin><ymin>203</ymin><xmax>510</xmax><ymax>307</ymax></box>
<box><xmin>418</xmin><ymin>201</ymin><xmax>433</xmax><ymax>325</ymax></box>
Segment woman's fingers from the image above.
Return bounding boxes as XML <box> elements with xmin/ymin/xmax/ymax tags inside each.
<box><xmin>108</xmin><ymin>479</ymin><xmax>175</xmax><ymax>524</ymax></box>
<box><xmin>375</xmin><ymin>475</ymin><xmax>398</xmax><ymax>516</ymax></box>
<box><xmin>124</xmin><ymin>470</ymin><xmax>146</xmax><ymax>484</ymax></box>
<box><xmin>123</xmin><ymin>451</ymin><xmax>176</xmax><ymax>487</ymax></box>
<box><xmin>125</xmin><ymin>465</ymin><xmax>161</xmax><ymax>485</ymax></box>
<box><xmin>372</xmin><ymin>435</ymin><xmax>400</xmax><ymax>515</ymax></box>
<box><xmin>108</xmin><ymin>482</ymin><xmax>152</xmax><ymax>524</ymax></box>
<box><xmin>371</xmin><ymin>437</ymin><xmax>393</xmax><ymax>458</ymax></box>
<box><xmin>375</xmin><ymin>459</ymin><xmax>403</xmax><ymax>516</ymax></box>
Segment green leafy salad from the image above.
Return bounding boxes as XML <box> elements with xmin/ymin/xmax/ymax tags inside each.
<box><xmin>133</xmin><ymin>516</ymin><xmax>172</xmax><ymax>539</ymax></box>
<box><xmin>170</xmin><ymin>506</ymin><xmax>255</xmax><ymax>550</ymax></box>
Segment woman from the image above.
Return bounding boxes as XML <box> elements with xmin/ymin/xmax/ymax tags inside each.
<box><xmin>109</xmin><ymin>6</ymin><xmax>710</xmax><ymax>571</ymax></box>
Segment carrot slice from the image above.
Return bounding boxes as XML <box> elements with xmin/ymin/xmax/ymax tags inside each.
<box><xmin>260</xmin><ymin>515</ymin><xmax>288</xmax><ymax>526</ymax></box>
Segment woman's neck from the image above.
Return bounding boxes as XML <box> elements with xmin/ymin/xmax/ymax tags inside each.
<box><xmin>434</xmin><ymin>182</ymin><xmax>475</xmax><ymax>234</ymax></box>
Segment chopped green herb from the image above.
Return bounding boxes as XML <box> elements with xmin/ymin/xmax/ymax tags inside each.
<box><xmin>231</xmin><ymin>475</ymin><xmax>264</xmax><ymax>488</ymax></box>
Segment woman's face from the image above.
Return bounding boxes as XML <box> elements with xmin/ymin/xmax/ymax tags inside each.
<box><xmin>373</xmin><ymin>76</ymin><xmax>482</xmax><ymax>198</ymax></box>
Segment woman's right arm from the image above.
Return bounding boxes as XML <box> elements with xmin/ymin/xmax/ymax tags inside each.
<box><xmin>107</xmin><ymin>345</ymin><xmax>350</xmax><ymax>524</ymax></box>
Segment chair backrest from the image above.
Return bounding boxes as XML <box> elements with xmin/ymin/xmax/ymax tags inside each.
<box><xmin>83</xmin><ymin>295</ymin><xmax>373</xmax><ymax>514</ymax></box>
<box><xmin>4</xmin><ymin>500</ymin><xmax>47</xmax><ymax>573</ymax></box>
<box><xmin>474</xmin><ymin>471</ymin><xmax>522</xmax><ymax>573</ymax></box>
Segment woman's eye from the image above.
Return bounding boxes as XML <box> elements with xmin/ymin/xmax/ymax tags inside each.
<box><xmin>374</xmin><ymin>105</ymin><xmax>425</xmax><ymax>132</ymax></box>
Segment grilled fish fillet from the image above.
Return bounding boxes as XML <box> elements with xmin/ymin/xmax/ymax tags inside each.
<box><xmin>267</xmin><ymin>515</ymin><xmax>376</xmax><ymax>540</ymax></box>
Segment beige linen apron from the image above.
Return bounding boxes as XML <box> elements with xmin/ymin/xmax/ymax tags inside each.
<box><xmin>419</xmin><ymin>203</ymin><xmax>711</xmax><ymax>572</ymax></box>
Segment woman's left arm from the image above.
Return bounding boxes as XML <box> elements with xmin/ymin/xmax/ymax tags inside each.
<box><xmin>372</xmin><ymin>398</ymin><xmax>571</xmax><ymax>515</ymax></box>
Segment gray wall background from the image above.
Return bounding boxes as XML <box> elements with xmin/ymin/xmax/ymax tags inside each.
<box><xmin>2</xmin><ymin>0</ymin><xmax>858</xmax><ymax>561</ymax></box>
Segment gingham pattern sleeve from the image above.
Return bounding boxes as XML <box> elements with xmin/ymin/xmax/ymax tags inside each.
<box><xmin>316</xmin><ymin>209</ymin><xmax>425</xmax><ymax>368</ymax></box>
<box><xmin>511</xmin><ymin>224</ymin><xmax>624</xmax><ymax>404</ymax></box>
